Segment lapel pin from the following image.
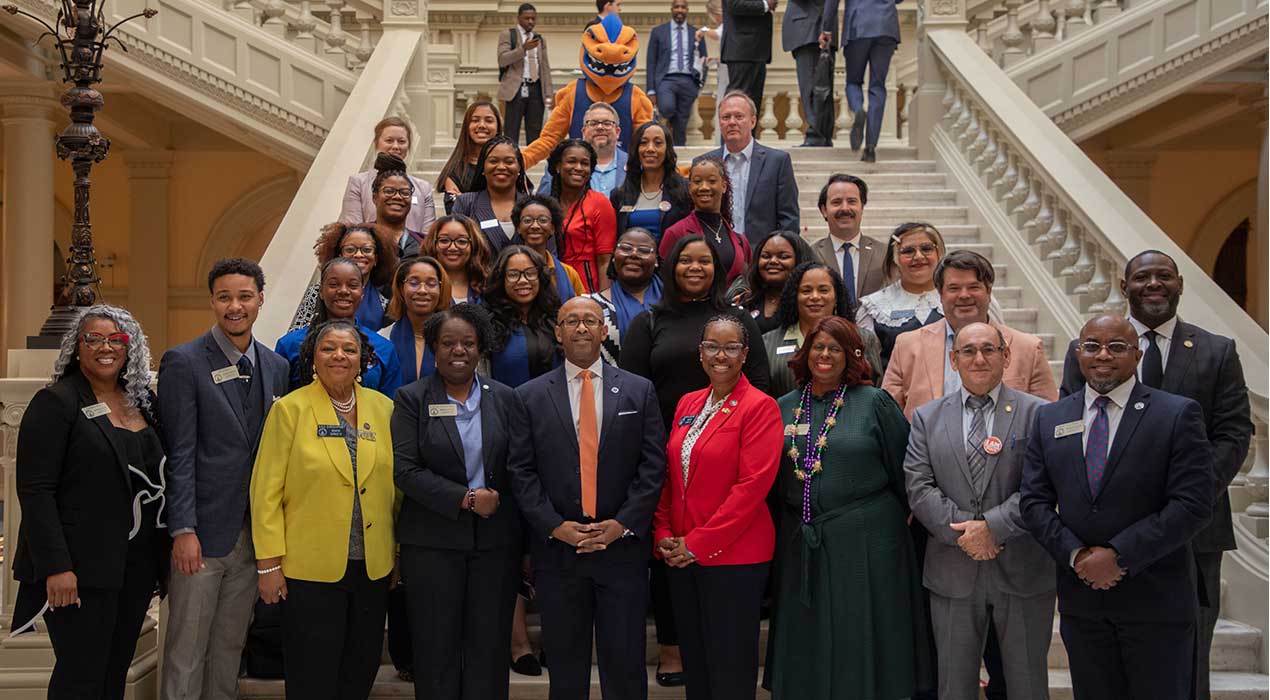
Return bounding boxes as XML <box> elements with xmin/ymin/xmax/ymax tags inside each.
<box><xmin>721</xmin><ymin>407</ymin><xmax>731</xmax><ymax>414</ymax></box>
<box><xmin>729</xmin><ymin>399</ymin><xmax>737</xmax><ymax>406</ymax></box>
<box><xmin>363</xmin><ymin>422</ymin><xmax>371</xmax><ymax>430</ymax></box>
<box><xmin>482</xmin><ymin>384</ymin><xmax>490</xmax><ymax>390</ymax></box>
<box><xmin>1004</xmin><ymin>404</ymin><xmax>1013</xmax><ymax>413</ymax></box>
<box><xmin>1134</xmin><ymin>401</ymin><xmax>1145</xmax><ymax>410</ymax></box>
<box><xmin>611</xmin><ymin>386</ymin><xmax>619</xmax><ymax>394</ymax></box>
<box><xmin>982</xmin><ymin>436</ymin><xmax>1003</xmax><ymax>455</ymax></box>
<box><xmin>1184</xmin><ymin>340</ymin><xmax>1194</xmax><ymax>348</ymax></box>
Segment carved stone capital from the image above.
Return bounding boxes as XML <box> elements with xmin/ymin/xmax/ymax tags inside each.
<box><xmin>122</xmin><ymin>149</ymin><xmax>176</xmax><ymax>180</ymax></box>
<box><xmin>0</xmin><ymin>82</ymin><xmax>60</xmax><ymax>124</ymax></box>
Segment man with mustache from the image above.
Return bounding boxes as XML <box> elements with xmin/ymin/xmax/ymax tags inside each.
<box><xmin>1058</xmin><ymin>250</ymin><xmax>1252</xmax><ymax>700</ymax></box>
<box><xmin>811</xmin><ymin>173</ymin><xmax>887</xmax><ymax>305</ymax></box>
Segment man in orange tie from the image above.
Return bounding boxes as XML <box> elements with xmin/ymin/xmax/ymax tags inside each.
<box><xmin>508</xmin><ymin>296</ymin><xmax>667</xmax><ymax>700</ymax></box>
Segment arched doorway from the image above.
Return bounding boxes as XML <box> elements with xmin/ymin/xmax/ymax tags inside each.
<box><xmin>1212</xmin><ymin>218</ymin><xmax>1250</xmax><ymax>310</ymax></box>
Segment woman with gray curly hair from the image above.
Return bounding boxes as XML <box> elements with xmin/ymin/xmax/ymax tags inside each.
<box><xmin>10</xmin><ymin>304</ymin><xmax>170</xmax><ymax>699</ymax></box>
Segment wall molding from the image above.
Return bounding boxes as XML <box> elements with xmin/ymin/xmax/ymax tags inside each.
<box><xmin>1188</xmin><ymin>178</ymin><xmax>1258</xmax><ymax>273</ymax></box>
<box><xmin>197</xmin><ymin>173</ymin><xmax>300</xmax><ymax>276</ymax></box>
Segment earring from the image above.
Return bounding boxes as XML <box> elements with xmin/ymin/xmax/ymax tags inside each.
<box><xmin>853</xmin><ymin>348</ymin><xmax>863</xmax><ymax>357</ymax></box>
<box><xmin>356</xmin><ymin>374</ymin><xmax>363</xmax><ymax>383</ymax></box>
<box><xmin>312</xmin><ymin>371</ymin><xmax>318</xmax><ymax>380</ymax></box>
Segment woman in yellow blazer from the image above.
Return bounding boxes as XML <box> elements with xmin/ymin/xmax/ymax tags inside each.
<box><xmin>250</xmin><ymin>319</ymin><xmax>398</xmax><ymax>700</ymax></box>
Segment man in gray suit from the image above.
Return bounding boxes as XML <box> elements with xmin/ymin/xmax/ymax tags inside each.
<box><xmin>159</xmin><ymin>258</ymin><xmax>290</xmax><ymax>700</ymax></box>
<box><xmin>783</xmin><ymin>0</ymin><xmax>831</xmax><ymax>146</ymax></box>
<box><xmin>811</xmin><ymin>173</ymin><xmax>887</xmax><ymax>305</ymax></box>
<box><xmin>819</xmin><ymin>0</ymin><xmax>900</xmax><ymax>162</ymax></box>
<box><xmin>904</xmin><ymin>321</ymin><xmax>1056</xmax><ymax>700</ymax></box>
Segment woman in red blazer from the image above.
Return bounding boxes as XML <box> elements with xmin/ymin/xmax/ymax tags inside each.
<box><xmin>653</xmin><ymin>314</ymin><xmax>783</xmax><ymax>700</ymax></box>
<box><xmin>658</xmin><ymin>156</ymin><xmax>752</xmax><ymax>286</ymax></box>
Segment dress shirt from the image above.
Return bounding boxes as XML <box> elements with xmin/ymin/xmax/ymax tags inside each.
<box><xmin>960</xmin><ymin>382</ymin><xmax>1002</xmax><ymax>445</ymax></box>
<box><xmin>723</xmin><ymin>138</ymin><xmax>755</xmax><ymax>236</ymax></box>
<box><xmin>565</xmin><ymin>358</ymin><xmax>605</xmax><ymax>444</ymax></box>
<box><xmin>668</xmin><ymin>20</ymin><xmax>693</xmax><ymax>75</ymax></box>
<box><xmin>211</xmin><ymin>323</ymin><xmax>258</xmax><ymax>369</ymax></box>
<box><xmin>592</xmin><ymin>153</ymin><xmax>622</xmax><ymax>196</ymax></box>
<box><xmin>943</xmin><ymin>323</ymin><xmax>962</xmax><ymax>396</ymax></box>
<box><xmin>1129</xmin><ymin>315</ymin><xmax>1176</xmax><ymax>379</ymax></box>
<box><xmin>1069</xmin><ymin>376</ymin><xmax>1136</xmax><ymax>568</ymax></box>
<box><xmin>518</xmin><ymin>26</ymin><xmax>540</xmax><ymax>82</ymax></box>
<box><xmin>449</xmin><ymin>379</ymin><xmax>486</xmax><ymax>490</ymax></box>
<box><xmin>830</xmin><ymin>232</ymin><xmax>862</xmax><ymax>296</ymax></box>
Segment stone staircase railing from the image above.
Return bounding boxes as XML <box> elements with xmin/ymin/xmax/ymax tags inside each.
<box><xmin>914</xmin><ymin>20</ymin><xmax>1269</xmax><ymax>659</ymax></box>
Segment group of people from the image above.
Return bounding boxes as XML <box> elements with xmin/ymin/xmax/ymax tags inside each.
<box><xmin>10</xmin><ymin>87</ymin><xmax>1253</xmax><ymax>700</ymax></box>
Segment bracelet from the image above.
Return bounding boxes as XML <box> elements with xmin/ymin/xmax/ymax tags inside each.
<box><xmin>466</xmin><ymin>489</ymin><xmax>477</xmax><ymax>512</ymax></box>
<box><xmin>257</xmin><ymin>565</ymin><xmax>282</xmax><ymax>575</ymax></box>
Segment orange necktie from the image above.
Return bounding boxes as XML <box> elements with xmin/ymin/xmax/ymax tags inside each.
<box><xmin>579</xmin><ymin>369</ymin><xmax>599</xmax><ymax>519</ymax></box>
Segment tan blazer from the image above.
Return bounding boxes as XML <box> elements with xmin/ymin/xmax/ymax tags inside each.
<box><xmin>339</xmin><ymin>170</ymin><xmax>436</xmax><ymax>235</ymax></box>
<box><xmin>812</xmin><ymin>233</ymin><xmax>888</xmax><ymax>299</ymax></box>
<box><xmin>882</xmin><ymin>319</ymin><xmax>1058</xmax><ymax>420</ymax></box>
<box><xmin>496</xmin><ymin>27</ymin><xmax>555</xmax><ymax>102</ymax></box>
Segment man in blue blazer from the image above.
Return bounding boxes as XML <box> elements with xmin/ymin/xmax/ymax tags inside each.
<box><xmin>1021</xmin><ymin>314</ymin><xmax>1213</xmax><ymax>700</ymax></box>
<box><xmin>647</xmin><ymin>0</ymin><xmax>707</xmax><ymax>146</ymax></box>
<box><xmin>508</xmin><ymin>296</ymin><xmax>667</xmax><ymax>700</ymax></box>
<box><xmin>158</xmin><ymin>258</ymin><xmax>290</xmax><ymax>700</ymax></box>
<box><xmin>819</xmin><ymin>0</ymin><xmax>900</xmax><ymax>162</ymax></box>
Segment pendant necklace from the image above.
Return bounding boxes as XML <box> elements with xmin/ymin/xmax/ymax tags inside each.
<box><xmin>702</xmin><ymin>219</ymin><xmax>724</xmax><ymax>245</ymax></box>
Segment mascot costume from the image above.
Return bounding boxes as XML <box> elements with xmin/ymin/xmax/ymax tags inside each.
<box><xmin>521</xmin><ymin>14</ymin><xmax>653</xmax><ymax>168</ymax></box>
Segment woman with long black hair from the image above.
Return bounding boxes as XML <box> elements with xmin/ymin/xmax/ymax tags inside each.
<box><xmin>452</xmin><ymin>136</ymin><xmax>532</xmax><ymax>256</ymax></box>
<box><xmin>608</xmin><ymin>121</ymin><xmax>692</xmax><ymax>244</ymax></box>
<box><xmin>546</xmin><ymin>138</ymin><xmax>616</xmax><ymax>292</ymax></box>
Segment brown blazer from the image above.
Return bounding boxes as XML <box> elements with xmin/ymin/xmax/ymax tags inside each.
<box><xmin>882</xmin><ymin>318</ymin><xmax>1058</xmax><ymax>420</ymax></box>
<box><xmin>497</xmin><ymin>27</ymin><xmax>555</xmax><ymax>102</ymax></box>
<box><xmin>812</xmin><ymin>233</ymin><xmax>888</xmax><ymax>299</ymax></box>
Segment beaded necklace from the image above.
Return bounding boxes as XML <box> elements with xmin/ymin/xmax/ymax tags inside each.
<box><xmin>785</xmin><ymin>383</ymin><xmax>848</xmax><ymax>524</ymax></box>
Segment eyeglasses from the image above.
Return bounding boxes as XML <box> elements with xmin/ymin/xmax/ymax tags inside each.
<box><xmin>436</xmin><ymin>237</ymin><xmax>471</xmax><ymax>249</ymax></box>
<box><xmin>560</xmin><ymin>318</ymin><xmax>602</xmax><ymax>329</ymax></box>
<box><xmin>954</xmin><ymin>344</ymin><xmax>1004</xmax><ymax>359</ymax></box>
<box><xmin>380</xmin><ymin>186</ymin><xmax>413</xmax><ymax>200</ymax></box>
<box><xmin>340</xmin><ymin>244</ymin><xmax>376</xmax><ymax>257</ymax></box>
<box><xmin>899</xmin><ymin>244</ymin><xmax>939</xmax><ymax>259</ymax></box>
<box><xmin>583</xmin><ymin>119</ymin><xmax>617</xmax><ymax>129</ymax></box>
<box><xmin>1078</xmin><ymin>341</ymin><xmax>1134</xmax><ymax>356</ymax></box>
<box><xmin>404</xmin><ymin>278</ymin><xmax>441</xmax><ymax>291</ymax></box>
<box><xmin>700</xmin><ymin>341</ymin><xmax>745</xmax><ymax>358</ymax></box>
<box><xmin>505</xmin><ymin>268</ymin><xmax>540</xmax><ymax>282</ymax></box>
<box><xmin>81</xmin><ymin>332</ymin><xmax>130</xmax><ymax>350</ymax></box>
<box><xmin>616</xmin><ymin>242</ymin><xmax>656</xmax><ymax>256</ymax></box>
<box><xmin>519</xmin><ymin>215</ymin><xmax>552</xmax><ymax>227</ymax></box>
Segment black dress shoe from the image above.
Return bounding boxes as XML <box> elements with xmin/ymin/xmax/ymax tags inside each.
<box><xmin>861</xmin><ymin>146</ymin><xmax>877</xmax><ymax>163</ymax></box>
<box><xmin>511</xmin><ymin>653</ymin><xmax>542</xmax><ymax>676</ymax></box>
<box><xmin>850</xmin><ymin>109</ymin><xmax>866</xmax><ymax>151</ymax></box>
<box><xmin>656</xmin><ymin>664</ymin><xmax>686</xmax><ymax>687</ymax></box>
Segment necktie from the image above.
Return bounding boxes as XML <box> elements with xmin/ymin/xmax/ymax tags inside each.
<box><xmin>236</xmin><ymin>356</ymin><xmax>253</xmax><ymax>407</ymax></box>
<box><xmin>841</xmin><ymin>242</ymin><xmax>857</xmax><ymax>306</ymax></box>
<box><xmin>728</xmin><ymin>153</ymin><xmax>746</xmax><ymax>233</ymax></box>
<box><xmin>674</xmin><ymin>24</ymin><xmax>682</xmax><ymax>73</ymax></box>
<box><xmin>965</xmin><ymin>394</ymin><xmax>992</xmax><ymax>493</ymax></box>
<box><xmin>578</xmin><ymin>370</ymin><xmax>599</xmax><ymax>519</ymax></box>
<box><xmin>1141</xmin><ymin>329</ymin><xmax>1164</xmax><ymax>388</ymax></box>
<box><xmin>1085</xmin><ymin>396</ymin><xmax>1111</xmax><ymax>496</ymax></box>
<box><xmin>526</xmin><ymin>31</ymin><xmax>538</xmax><ymax>81</ymax></box>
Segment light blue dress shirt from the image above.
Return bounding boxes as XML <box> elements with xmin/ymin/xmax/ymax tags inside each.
<box><xmin>450</xmin><ymin>378</ymin><xmax>486</xmax><ymax>490</ymax></box>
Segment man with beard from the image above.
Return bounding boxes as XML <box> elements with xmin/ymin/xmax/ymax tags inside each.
<box><xmin>1022</xmin><ymin>314</ymin><xmax>1213</xmax><ymax>700</ymax></box>
<box><xmin>646</xmin><ymin>0</ymin><xmax>707</xmax><ymax>147</ymax></box>
<box><xmin>1059</xmin><ymin>250</ymin><xmax>1252</xmax><ymax>700</ymax></box>
<box><xmin>811</xmin><ymin>173</ymin><xmax>886</xmax><ymax>304</ymax></box>
<box><xmin>537</xmin><ymin>102</ymin><xmax>629</xmax><ymax>197</ymax></box>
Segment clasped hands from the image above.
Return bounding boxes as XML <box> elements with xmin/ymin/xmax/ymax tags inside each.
<box><xmin>950</xmin><ymin>520</ymin><xmax>1002</xmax><ymax>561</ymax></box>
<box><xmin>464</xmin><ymin>487</ymin><xmax>501</xmax><ymax>518</ymax></box>
<box><xmin>552</xmin><ymin>520</ymin><xmax>625</xmax><ymax>554</ymax></box>
<box><xmin>1074</xmin><ymin>546</ymin><xmax>1125</xmax><ymax>590</ymax></box>
<box><xmin>657</xmin><ymin>537</ymin><xmax>696</xmax><ymax>568</ymax></box>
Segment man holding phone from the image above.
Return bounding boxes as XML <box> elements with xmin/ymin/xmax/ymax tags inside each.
<box><xmin>498</xmin><ymin>3</ymin><xmax>555</xmax><ymax>145</ymax></box>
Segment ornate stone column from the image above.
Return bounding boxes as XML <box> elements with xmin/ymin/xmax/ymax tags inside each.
<box><xmin>912</xmin><ymin>0</ymin><xmax>967</xmax><ymax>158</ymax></box>
<box><xmin>122</xmin><ymin>151</ymin><xmax>174</xmax><ymax>355</ymax></box>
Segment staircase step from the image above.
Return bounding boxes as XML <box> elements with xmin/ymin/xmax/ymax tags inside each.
<box><xmin>425</xmin><ymin>144</ymin><xmax>920</xmax><ymax>163</ymax></box>
<box><xmin>799</xmin><ymin>205</ymin><xmax>969</xmax><ymax>224</ymax></box>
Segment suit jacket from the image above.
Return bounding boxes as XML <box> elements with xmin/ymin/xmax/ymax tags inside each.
<box><xmin>822</xmin><ymin>0</ymin><xmax>901</xmax><ymax>42</ymax></box>
<box><xmin>1020</xmin><ymin>382</ymin><xmax>1213</xmax><ymax>621</ymax></box>
<box><xmin>451</xmin><ymin>190</ymin><xmax>529</xmax><ymax>257</ymax></box>
<box><xmin>392</xmin><ymin>374</ymin><xmax>524</xmax><ymax>552</ymax></box>
<box><xmin>646</xmin><ymin>21</ymin><xmax>708</xmax><ymax>95</ymax></box>
<box><xmin>496</xmin><ymin>26</ymin><xmax>555</xmax><ymax>102</ymax></box>
<box><xmin>508</xmin><ymin>364</ymin><xmax>667</xmax><ymax>570</ymax></box>
<box><xmin>157</xmin><ymin>331</ymin><xmax>289</xmax><ymax>559</ymax></box>
<box><xmin>250</xmin><ymin>381</ymin><xmax>399</xmax><ymax>583</ymax></box>
<box><xmin>812</xmin><ymin>233</ymin><xmax>888</xmax><ymax>300</ymax></box>
<box><xmin>703</xmin><ymin>142</ymin><xmax>800</xmax><ymax>246</ymax></box>
<box><xmin>783</xmin><ymin>0</ymin><xmax>827</xmax><ymax>50</ymax></box>
<box><xmin>883</xmin><ymin>319</ymin><xmax>1058</xmax><ymax>420</ymax></box>
<box><xmin>13</xmin><ymin>373</ymin><xmax>171</xmax><ymax>589</ymax></box>
<box><xmin>338</xmin><ymin>171</ymin><xmax>436</xmax><ymax>236</ymax></box>
<box><xmin>722</xmin><ymin>0</ymin><xmax>774</xmax><ymax>63</ymax></box>
<box><xmin>904</xmin><ymin>385</ymin><xmax>1055</xmax><ymax>599</ymax></box>
<box><xmin>653</xmin><ymin>375</ymin><xmax>783</xmax><ymax>566</ymax></box>
<box><xmin>1058</xmin><ymin>320</ymin><xmax>1252</xmax><ymax>553</ymax></box>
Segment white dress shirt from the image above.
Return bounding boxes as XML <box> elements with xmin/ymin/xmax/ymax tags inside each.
<box><xmin>943</xmin><ymin>322</ymin><xmax>962</xmax><ymax>397</ymax></box>
<box><xmin>668</xmin><ymin>20</ymin><xmax>693</xmax><ymax>75</ymax></box>
<box><xmin>960</xmin><ymin>383</ymin><xmax>1002</xmax><ymax>445</ymax></box>
<box><xmin>723</xmin><ymin>138</ymin><xmax>755</xmax><ymax>236</ymax></box>
<box><xmin>518</xmin><ymin>26</ymin><xmax>540</xmax><ymax>83</ymax></box>
<box><xmin>565</xmin><ymin>358</ymin><xmax>605</xmax><ymax>443</ymax></box>
<box><xmin>1069</xmin><ymin>375</ymin><xmax>1136</xmax><ymax>568</ymax></box>
<box><xmin>1129</xmin><ymin>314</ymin><xmax>1176</xmax><ymax>378</ymax></box>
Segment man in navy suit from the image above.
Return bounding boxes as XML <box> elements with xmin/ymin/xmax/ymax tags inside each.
<box><xmin>819</xmin><ymin>0</ymin><xmax>900</xmax><ymax>162</ymax></box>
<box><xmin>705</xmin><ymin>90</ymin><xmax>800</xmax><ymax>246</ymax></box>
<box><xmin>1058</xmin><ymin>250</ymin><xmax>1252</xmax><ymax>700</ymax></box>
<box><xmin>1021</xmin><ymin>314</ymin><xmax>1213</xmax><ymax>700</ymax></box>
<box><xmin>158</xmin><ymin>258</ymin><xmax>290</xmax><ymax>700</ymax></box>
<box><xmin>508</xmin><ymin>296</ymin><xmax>667</xmax><ymax>700</ymax></box>
<box><xmin>647</xmin><ymin>0</ymin><xmax>707</xmax><ymax>146</ymax></box>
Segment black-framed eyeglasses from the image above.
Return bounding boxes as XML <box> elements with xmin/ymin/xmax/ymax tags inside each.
<box><xmin>505</xmin><ymin>268</ymin><xmax>540</xmax><ymax>283</ymax></box>
<box><xmin>700</xmin><ymin>341</ymin><xmax>745</xmax><ymax>358</ymax></box>
<box><xmin>560</xmin><ymin>318</ymin><xmax>602</xmax><ymax>329</ymax></box>
<box><xmin>340</xmin><ymin>244</ymin><xmax>376</xmax><ymax>257</ymax></box>
<box><xmin>519</xmin><ymin>215</ymin><xmax>552</xmax><ymax>227</ymax></box>
<box><xmin>436</xmin><ymin>237</ymin><xmax>471</xmax><ymax>249</ymax></box>
<box><xmin>380</xmin><ymin>186</ymin><xmax>413</xmax><ymax>200</ymax></box>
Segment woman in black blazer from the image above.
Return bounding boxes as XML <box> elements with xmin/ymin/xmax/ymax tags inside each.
<box><xmin>451</xmin><ymin>136</ymin><xmax>532</xmax><ymax>258</ymax></box>
<box><xmin>11</xmin><ymin>305</ymin><xmax>170</xmax><ymax>699</ymax></box>
<box><xmin>609</xmin><ymin>121</ymin><xmax>692</xmax><ymax>245</ymax></box>
<box><xmin>391</xmin><ymin>302</ymin><xmax>527</xmax><ymax>700</ymax></box>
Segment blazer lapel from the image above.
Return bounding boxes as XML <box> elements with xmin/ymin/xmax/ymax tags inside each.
<box><xmin>253</xmin><ymin>340</ymin><xmax>281</xmax><ymax>441</ymax></box>
<box><xmin>1098</xmin><ymin>383</ymin><xmax>1149</xmax><ymax>499</ymax></box>
<box><xmin>72</xmin><ymin>373</ymin><xmax>132</xmax><ymax>487</ymax></box>
<box><xmin>597</xmin><ymin>364</ymin><xmax>622</xmax><ymax>456</ymax></box>
<box><xmin>922</xmin><ymin>322</ymin><xmax>948</xmax><ymax>401</ymax></box>
<box><xmin>745</xmin><ymin>145</ymin><xmax>765</xmax><ymax>209</ymax></box>
<box><xmin>858</xmin><ymin>237</ymin><xmax>880</xmax><ymax>290</ymax></box>
<box><xmin>308</xmin><ymin>383</ymin><xmax>356</xmax><ymax>486</ymax></box>
<box><xmin>1161</xmin><ymin>323</ymin><xmax>1196</xmax><ymax>395</ymax></box>
<box><xmin>686</xmin><ymin>387</ymin><xmax>743</xmax><ymax>491</ymax></box>
<box><xmin>353</xmin><ymin>385</ymin><xmax>378</xmax><ymax>487</ymax></box>
<box><xmin>477</xmin><ymin>376</ymin><xmax>502</xmax><ymax>488</ymax></box>
<box><xmin>205</xmin><ymin>334</ymin><xmax>250</xmax><ymax>438</ymax></box>
<box><xmin>1059</xmin><ymin>391</ymin><xmax>1092</xmax><ymax>503</ymax></box>
<box><xmin>426</xmin><ymin>375</ymin><xmax>466</xmax><ymax>465</ymax></box>
<box><xmin>980</xmin><ymin>389</ymin><xmax>1017</xmax><ymax>495</ymax></box>
<box><xmin>814</xmin><ymin>236</ymin><xmax>842</xmax><ymax>277</ymax></box>
<box><xmin>938</xmin><ymin>395</ymin><xmax>975</xmax><ymax>491</ymax></box>
<box><xmin>547</xmin><ymin>368</ymin><xmax>581</xmax><ymax>453</ymax></box>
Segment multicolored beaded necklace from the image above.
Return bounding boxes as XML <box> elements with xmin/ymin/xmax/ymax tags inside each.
<box><xmin>786</xmin><ymin>383</ymin><xmax>848</xmax><ymax>524</ymax></box>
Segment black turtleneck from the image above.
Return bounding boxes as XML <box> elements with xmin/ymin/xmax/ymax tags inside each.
<box><xmin>694</xmin><ymin>210</ymin><xmax>736</xmax><ymax>278</ymax></box>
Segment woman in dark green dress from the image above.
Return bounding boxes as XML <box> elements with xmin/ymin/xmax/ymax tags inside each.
<box><xmin>766</xmin><ymin>315</ymin><xmax>933</xmax><ymax>700</ymax></box>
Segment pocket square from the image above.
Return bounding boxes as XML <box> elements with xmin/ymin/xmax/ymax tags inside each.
<box><xmin>618</xmin><ymin>410</ymin><xmax>638</xmax><ymax>416</ymax></box>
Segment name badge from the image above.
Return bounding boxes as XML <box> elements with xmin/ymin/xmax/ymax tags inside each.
<box><xmin>411</xmin><ymin>195</ymin><xmax>419</xmax><ymax>206</ymax></box>
<box><xmin>479</xmin><ymin>218</ymin><xmax>500</xmax><ymax>230</ymax></box>
<box><xmin>776</xmin><ymin>345</ymin><xmax>798</xmax><ymax>355</ymax></box>
<box><xmin>316</xmin><ymin>424</ymin><xmax>345</xmax><ymax>438</ymax></box>
<box><xmin>81</xmin><ymin>402</ymin><xmax>111</xmax><ymax>419</ymax></box>
<box><xmin>428</xmin><ymin>404</ymin><xmax>459</xmax><ymax>417</ymax></box>
<box><xmin>358</xmin><ymin>429</ymin><xmax>377</xmax><ymax>442</ymax></box>
<box><xmin>1054</xmin><ymin>420</ymin><xmax>1084</xmax><ymax>439</ymax></box>
<box><xmin>678</xmin><ymin>414</ymin><xmax>697</xmax><ymax>426</ymax></box>
<box><xmin>618</xmin><ymin>204</ymin><xmax>635</xmax><ymax>213</ymax></box>
<box><xmin>889</xmin><ymin>309</ymin><xmax>917</xmax><ymax>321</ymax></box>
<box><xmin>211</xmin><ymin>366</ymin><xmax>240</xmax><ymax>384</ymax></box>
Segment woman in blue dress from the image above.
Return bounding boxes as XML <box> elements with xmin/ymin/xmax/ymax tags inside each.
<box><xmin>609</xmin><ymin>122</ymin><xmax>692</xmax><ymax>244</ymax></box>
<box><xmin>290</xmin><ymin>223</ymin><xmax>399</xmax><ymax>331</ymax></box>
<box><xmin>483</xmin><ymin>245</ymin><xmax>561</xmax><ymax>388</ymax></box>
<box><xmin>380</xmin><ymin>256</ymin><xmax>452</xmax><ymax>386</ymax></box>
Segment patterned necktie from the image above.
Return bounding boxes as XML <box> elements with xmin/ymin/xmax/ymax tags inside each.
<box><xmin>674</xmin><ymin>24</ymin><xmax>683</xmax><ymax>73</ymax></box>
<box><xmin>236</xmin><ymin>356</ymin><xmax>253</xmax><ymax>407</ymax></box>
<box><xmin>1085</xmin><ymin>396</ymin><xmax>1111</xmax><ymax>496</ymax></box>
<box><xmin>728</xmin><ymin>153</ymin><xmax>746</xmax><ymax>232</ymax></box>
<box><xmin>965</xmin><ymin>394</ymin><xmax>992</xmax><ymax>493</ymax></box>
<box><xmin>1141</xmin><ymin>330</ymin><xmax>1164</xmax><ymax>388</ymax></box>
<box><xmin>578</xmin><ymin>370</ymin><xmax>599</xmax><ymax>519</ymax></box>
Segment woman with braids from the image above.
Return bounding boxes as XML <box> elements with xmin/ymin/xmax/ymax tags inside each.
<box><xmin>252</xmin><ymin>319</ymin><xmax>399</xmax><ymax>699</ymax></box>
<box><xmin>483</xmin><ymin>245</ymin><xmax>562</xmax><ymax>389</ymax></box>
<box><xmin>275</xmin><ymin>258</ymin><xmax>403</xmax><ymax>397</ymax></box>
<box><xmin>452</xmin><ymin>136</ymin><xmax>532</xmax><ymax>257</ymax></box>
<box><xmin>11</xmin><ymin>305</ymin><xmax>169</xmax><ymax>699</ymax></box>
<box><xmin>546</xmin><ymin>138</ymin><xmax>616</xmax><ymax>292</ymax></box>
<box><xmin>420</xmin><ymin>214</ymin><xmax>491</xmax><ymax>305</ymax></box>
<box><xmin>511</xmin><ymin>194</ymin><xmax>585</xmax><ymax>302</ymax></box>
<box><xmin>658</xmin><ymin>156</ymin><xmax>751</xmax><ymax>285</ymax></box>
<box><xmin>290</xmin><ymin>222</ymin><xmax>400</xmax><ymax>331</ymax></box>
<box><xmin>437</xmin><ymin>101</ymin><xmax>503</xmax><ymax>212</ymax></box>
<box><xmin>340</xmin><ymin>117</ymin><xmax>437</xmax><ymax>237</ymax></box>
<box><xmin>728</xmin><ymin>229</ymin><xmax>818</xmax><ymax>334</ymax></box>
<box><xmin>608</xmin><ymin>121</ymin><xmax>692</xmax><ymax>244</ymax></box>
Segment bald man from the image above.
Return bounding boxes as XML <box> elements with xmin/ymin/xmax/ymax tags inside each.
<box><xmin>1020</xmin><ymin>315</ymin><xmax>1213</xmax><ymax>700</ymax></box>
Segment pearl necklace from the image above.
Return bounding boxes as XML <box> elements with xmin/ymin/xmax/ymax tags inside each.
<box><xmin>330</xmin><ymin>389</ymin><xmax>357</xmax><ymax>414</ymax></box>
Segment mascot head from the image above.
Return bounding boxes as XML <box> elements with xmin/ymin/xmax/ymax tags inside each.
<box><xmin>580</xmin><ymin>14</ymin><xmax>638</xmax><ymax>95</ymax></box>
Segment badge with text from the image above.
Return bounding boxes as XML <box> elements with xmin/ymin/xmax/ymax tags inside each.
<box><xmin>479</xmin><ymin>218</ymin><xmax>500</xmax><ymax>230</ymax></box>
<box><xmin>678</xmin><ymin>414</ymin><xmax>697</xmax><ymax>426</ymax></box>
<box><xmin>618</xmin><ymin>204</ymin><xmax>635</xmax><ymax>213</ymax></box>
<box><xmin>982</xmin><ymin>436</ymin><xmax>1003</xmax><ymax>455</ymax></box>
<box><xmin>1054</xmin><ymin>420</ymin><xmax>1084</xmax><ymax>439</ymax></box>
<box><xmin>776</xmin><ymin>345</ymin><xmax>798</xmax><ymax>355</ymax></box>
<box><xmin>316</xmin><ymin>424</ymin><xmax>345</xmax><ymax>438</ymax></box>
<box><xmin>81</xmin><ymin>402</ymin><xmax>111</xmax><ymax>419</ymax></box>
<box><xmin>211</xmin><ymin>366</ymin><xmax>241</xmax><ymax>384</ymax></box>
<box><xmin>428</xmin><ymin>403</ymin><xmax>459</xmax><ymax>418</ymax></box>
<box><xmin>358</xmin><ymin>429</ymin><xmax>377</xmax><ymax>442</ymax></box>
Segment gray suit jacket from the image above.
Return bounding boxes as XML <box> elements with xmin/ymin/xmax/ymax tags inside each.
<box><xmin>903</xmin><ymin>384</ymin><xmax>1055</xmax><ymax>599</ymax></box>
<box><xmin>703</xmin><ymin>141</ymin><xmax>800</xmax><ymax>246</ymax></box>
<box><xmin>782</xmin><ymin>0</ymin><xmax>826</xmax><ymax>51</ymax></box>
<box><xmin>812</xmin><ymin>233</ymin><xmax>888</xmax><ymax>299</ymax></box>
<box><xmin>822</xmin><ymin>0</ymin><xmax>901</xmax><ymax>42</ymax></box>
<box><xmin>157</xmin><ymin>331</ymin><xmax>290</xmax><ymax>559</ymax></box>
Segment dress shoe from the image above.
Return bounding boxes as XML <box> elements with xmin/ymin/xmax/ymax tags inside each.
<box><xmin>861</xmin><ymin>146</ymin><xmax>877</xmax><ymax>163</ymax></box>
<box><xmin>656</xmin><ymin>663</ymin><xmax>686</xmax><ymax>687</ymax></box>
<box><xmin>511</xmin><ymin>653</ymin><xmax>542</xmax><ymax>676</ymax></box>
<box><xmin>849</xmin><ymin>109</ymin><xmax>866</xmax><ymax>151</ymax></box>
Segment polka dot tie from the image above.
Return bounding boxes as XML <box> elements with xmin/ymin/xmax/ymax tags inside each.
<box><xmin>1085</xmin><ymin>396</ymin><xmax>1111</xmax><ymax>496</ymax></box>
